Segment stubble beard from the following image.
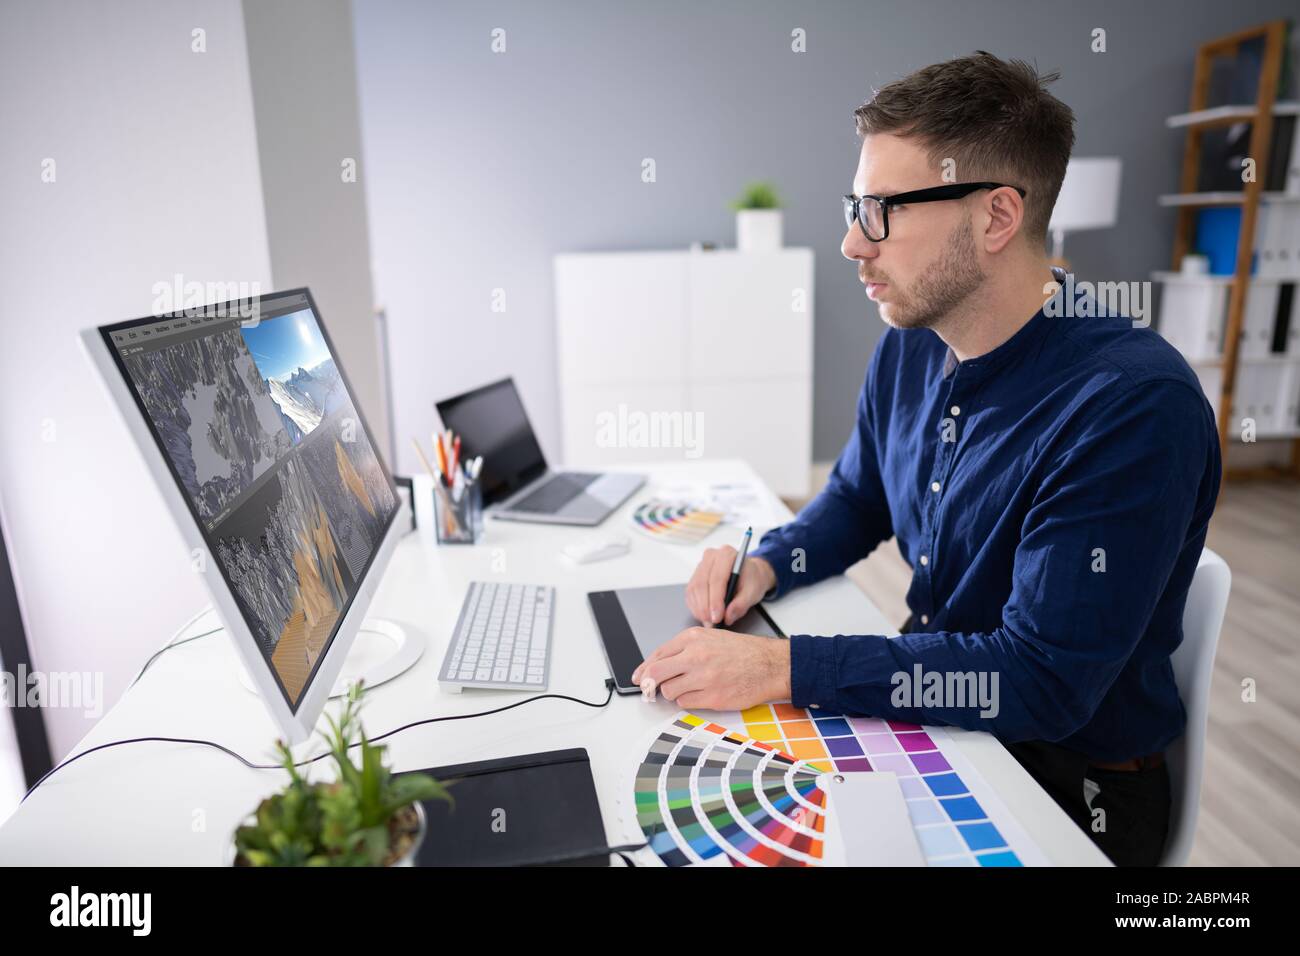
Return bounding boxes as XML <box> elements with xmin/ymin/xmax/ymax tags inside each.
<box><xmin>878</xmin><ymin>216</ymin><xmax>987</xmax><ymax>331</ymax></box>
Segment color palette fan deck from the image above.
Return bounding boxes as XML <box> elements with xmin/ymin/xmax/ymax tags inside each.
<box><xmin>633</xmin><ymin>705</ymin><xmax>1046</xmax><ymax>867</ymax></box>
<box><xmin>631</xmin><ymin>499</ymin><xmax>724</xmax><ymax>544</ymax></box>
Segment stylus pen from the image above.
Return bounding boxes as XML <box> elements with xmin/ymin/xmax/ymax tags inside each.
<box><xmin>719</xmin><ymin>526</ymin><xmax>752</xmax><ymax>625</ymax></box>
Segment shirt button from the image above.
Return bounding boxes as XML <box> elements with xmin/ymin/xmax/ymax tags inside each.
<box><xmin>950</xmin><ymin>405</ymin><xmax>961</xmax><ymax>416</ymax></box>
<box><xmin>919</xmin><ymin>555</ymin><xmax>929</xmax><ymax>566</ymax></box>
<box><xmin>920</xmin><ymin>614</ymin><xmax>929</xmax><ymax>625</ymax></box>
<box><xmin>931</xmin><ymin>481</ymin><xmax>941</xmax><ymax>493</ymax></box>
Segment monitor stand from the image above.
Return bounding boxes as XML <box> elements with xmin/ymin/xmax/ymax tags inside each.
<box><xmin>235</xmin><ymin>617</ymin><xmax>425</xmax><ymax>700</ymax></box>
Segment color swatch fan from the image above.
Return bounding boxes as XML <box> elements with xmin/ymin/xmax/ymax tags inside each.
<box><xmin>632</xmin><ymin>707</ymin><xmax>1048</xmax><ymax>867</ymax></box>
<box><xmin>631</xmin><ymin>499</ymin><xmax>724</xmax><ymax>544</ymax></box>
<box><xmin>634</xmin><ymin>714</ymin><xmax>829</xmax><ymax>866</ymax></box>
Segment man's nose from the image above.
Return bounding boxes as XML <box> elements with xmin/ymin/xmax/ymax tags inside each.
<box><xmin>841</xmin><ymin>225</ymin><xmax>879</xmax><ymax>262</ymax></box>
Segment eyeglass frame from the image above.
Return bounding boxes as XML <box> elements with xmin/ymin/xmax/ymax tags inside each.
<box><xmin>843</xmin><ymin>182</ymin><xmax>1027</xmax><ymax>242</ymax></box>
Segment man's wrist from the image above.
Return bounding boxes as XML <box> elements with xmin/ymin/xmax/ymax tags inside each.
<box><xmin>752</xmin><ymin>556</ymin><xmax>779</xmax><ymax>599</ymax></box>
<box><xmin>767</xmin><ymin>637</ymin><xmax>792</xmax><ymax>700</ymax></box>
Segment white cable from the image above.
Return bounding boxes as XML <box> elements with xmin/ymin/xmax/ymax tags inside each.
<box><xmin>167</xmin><ymin>604</ymin><xmax>218</xmax><ymax>646</ymax></box>
<box><xmin>127</xmin><ymin>604</ymin><xmax>220</xmax><ymax>689</ymax></box>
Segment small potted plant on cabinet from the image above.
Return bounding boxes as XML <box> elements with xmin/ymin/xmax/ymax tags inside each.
<box><xmin>732</xmin><ymin>180</ymin><xmax>784</xmax><ymax>252</ymax></box>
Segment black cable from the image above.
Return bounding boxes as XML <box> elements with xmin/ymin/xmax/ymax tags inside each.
<box><xmin>25</xmin><ymin>678</ymin><xmax>650</xmax><ymax>866</ymax></box>
<box><xmin>23</xmin><ymin>681</ymin><xmax>618</xmax><ymax>803</ymax></box>
<box><xmin>360</xmin><ymin>683</ymin><xmax>615</xmax><ymax>751</ymax></box>
<box><xmin>45</xmin><ymin>626</ymin><xmax>643</xmax><ymax>864</ymax></box>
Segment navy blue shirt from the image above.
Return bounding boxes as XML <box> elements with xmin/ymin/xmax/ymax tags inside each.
<box><xmin>751</xmin><ymin>271</ymin><xmax>1220</xmax><ymax>762</ymax></box>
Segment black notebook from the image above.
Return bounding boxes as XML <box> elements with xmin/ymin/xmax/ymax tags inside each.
<box><xmin>400</xmin><ymin>748</ymin><xmax>610</xmax><ymax>866</ymax></box>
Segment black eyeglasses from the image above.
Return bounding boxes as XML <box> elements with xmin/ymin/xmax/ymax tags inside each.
<box><xmin>843</xmin><ymin>182</ymin><xmax>1027</xmax><ymax>242</ymax></box>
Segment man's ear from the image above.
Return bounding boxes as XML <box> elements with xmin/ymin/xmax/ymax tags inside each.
<box><xmin>981</xmin><ymin>186</ymin><xmax>1025</xmax><ymax>254</ymax></box>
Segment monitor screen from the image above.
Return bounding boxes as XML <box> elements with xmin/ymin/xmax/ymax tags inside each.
<box><xmin>101</xmin><ymin>291</ymin><xmax>398</xmax><ymax>711</ymax></box>
<box><xmin>436</xmin><ymin>378</ymin><xmax>547</xmax><ymax>505</ymax></box>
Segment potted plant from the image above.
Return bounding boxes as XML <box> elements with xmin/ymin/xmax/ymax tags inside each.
<box><xmin>731</xmin><ymin>180</ymin><xmax>783</xmax><ymax>252</ymax></box>
<box><xmin>229</xmin><ymin>682</ymin><xmax>451</xmax><ymax>866</ymax></box>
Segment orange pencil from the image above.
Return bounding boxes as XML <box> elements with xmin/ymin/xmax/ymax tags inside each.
<box><xmin>433</xmin><ymin>431</ymin><xmax>449</xmax><ymax>485</ymax></box>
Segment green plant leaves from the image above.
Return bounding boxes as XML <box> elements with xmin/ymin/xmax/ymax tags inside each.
<box><xmin>231</xmin><ymin>680</ymin><xmax>449</xmax><ymax>866</ymax></box>
<box><xmin>731</xmin><ymin>180</ymin><xmax>782</xmax><ymax>210</ymax></box>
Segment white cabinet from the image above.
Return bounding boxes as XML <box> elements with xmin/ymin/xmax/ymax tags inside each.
<box><xmin>555</xmin><ymin>248</ymin><xmax>814</xmax><ymax>497</ymax></box>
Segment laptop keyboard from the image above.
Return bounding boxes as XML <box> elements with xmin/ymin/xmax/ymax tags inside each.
<box><xmin>510</xmin><ymin>473</ymin><xmax>600</xmax><ymax>513</ymax></box>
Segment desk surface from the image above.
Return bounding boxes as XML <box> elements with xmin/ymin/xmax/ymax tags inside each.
<box><xmin>0</xmin><ymin>459</ymin><xmax>1108</xmax><ymax>866</ymax></box>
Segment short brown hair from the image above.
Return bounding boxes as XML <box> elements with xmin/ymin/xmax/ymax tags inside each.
<box><xmin>853</xmin><ymin>51</ymin><xmax>1076</xmax><ymax>245</ymax></box>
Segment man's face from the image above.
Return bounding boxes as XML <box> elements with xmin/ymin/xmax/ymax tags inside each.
<box><xmin>843</xmin><ymin>133</ymin><xmax>986</xmax><ymax>330</ymax></box>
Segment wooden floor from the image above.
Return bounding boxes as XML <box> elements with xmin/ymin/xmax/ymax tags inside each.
<box><xmin>789</xmin><ymin>473</ymin><xmax>1300</xmax><ymax>866</ymax></box>
<box><xmin>1195</xmin><ymin>482</ymin><xmax>1300</xmax><ymax>865</ymax></box>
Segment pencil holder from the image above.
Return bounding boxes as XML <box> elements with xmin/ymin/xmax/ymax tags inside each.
<box><xmin>433</xmin><ymin>481</ymin><xmax>483</xmax><ymax>545</ymax></box>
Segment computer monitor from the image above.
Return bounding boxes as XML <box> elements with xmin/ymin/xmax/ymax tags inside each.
<box><xmin>81</xmin><ymin>288</ymin><xmax>408</xmax><ymax>743</ymax></box>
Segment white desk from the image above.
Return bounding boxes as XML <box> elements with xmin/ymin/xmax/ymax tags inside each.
<box><xmin>0</xmin><ymin>459</ymin><xmax>1108</xmax><ymax>866</ymax></box>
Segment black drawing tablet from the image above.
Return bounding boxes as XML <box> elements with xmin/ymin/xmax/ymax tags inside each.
<box><xmin>403</xmin><ymin>748</ymin><xmax>609</xmax><ymax>866</ymax></box>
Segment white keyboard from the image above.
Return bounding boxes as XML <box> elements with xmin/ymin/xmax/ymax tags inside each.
<box><xmin>438</xmin><ymin>581</ymin><xmax>555</xmax><ymax>692</ymax></box>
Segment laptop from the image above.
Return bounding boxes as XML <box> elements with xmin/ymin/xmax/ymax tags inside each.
<box><xmin>435</xmin><ymin>377</ymin><xmax>644</xmax><ymax>526</ymax></box>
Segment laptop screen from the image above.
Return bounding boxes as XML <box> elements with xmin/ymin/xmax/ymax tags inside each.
<box><xmin>436</xmin><ymin>378</ymin><xmax>547</xmax><ymax>505</ymax></box>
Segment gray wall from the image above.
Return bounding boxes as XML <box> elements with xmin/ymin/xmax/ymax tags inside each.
<box><xmin>243</xmin><ymin>0</ymin><xmax>389</xmax><ymax>452</ymax></box>
<box><xmin>353</xmin><ymin>0</ymin><xmax>1297</xmax><ymax>465</ymax></box>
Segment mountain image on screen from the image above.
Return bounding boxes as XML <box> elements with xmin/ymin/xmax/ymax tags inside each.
<box><xmin>239</xmin><ymin>309</ymin><xmax>345</xmax><ymax>445</ymax></box>
<box><xmin>123</xmin><ymin>328</ymin><xmax>292</xmax><ymax>522</ymax></box>
<box><xmin>267</xmin><ymin>359</ymin><xmax>345</xmax><ymax>441</ymax></box>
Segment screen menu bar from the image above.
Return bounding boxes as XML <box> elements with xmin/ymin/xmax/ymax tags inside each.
<box><xmin>107</xmin><ymin>293</ymin><xmax>311</xmax><ymax>357</ymax></box>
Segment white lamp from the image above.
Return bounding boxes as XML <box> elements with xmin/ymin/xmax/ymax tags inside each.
<box><xmin>1048</xmin><ymin>157</ymin><xmax>1122</xmax><ymax>264</ymax></box>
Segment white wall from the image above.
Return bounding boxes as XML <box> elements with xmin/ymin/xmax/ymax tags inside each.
<box><xmin>0</xmin><ymin>0</ymin><xmax>274</xmax><ymax>762</ymax></box>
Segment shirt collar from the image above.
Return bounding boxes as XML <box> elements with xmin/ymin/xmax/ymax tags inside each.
<box><xmin>942</xmin><ymin>266</ymin><xmax>1068</xmax><ymax>379</ymax></box>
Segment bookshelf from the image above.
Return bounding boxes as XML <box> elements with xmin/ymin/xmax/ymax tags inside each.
<box><xmin>1161</xmin><ymin>19</ymin><xmax>1297</xmax><ymax>482</ymax></box>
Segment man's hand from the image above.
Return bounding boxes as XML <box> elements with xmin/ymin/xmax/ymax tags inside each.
<box><xmin>686</xmin><ymin>547</ymin><xmax>778</xmax><ymax>627</ymax></box>
<box><xmin>631</xmin><ymin>627</ymin><xmax>791</xmax><ymax>711</ymax></box>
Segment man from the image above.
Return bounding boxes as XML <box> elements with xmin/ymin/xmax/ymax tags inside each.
<box><xmin>631</xmin><ymin>51</ymin><xmax>1220</xmax><ymax>866</ymax></box>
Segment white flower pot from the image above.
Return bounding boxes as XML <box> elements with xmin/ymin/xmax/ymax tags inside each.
<box><xmin>736</xmin><ymin>209</ymin><xmax>783</xmax><ymax>252</ymax></box>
